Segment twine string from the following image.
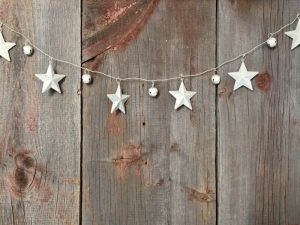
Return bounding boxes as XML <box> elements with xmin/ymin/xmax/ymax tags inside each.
<box><xmin>1</xmin><ymin>13</ymin><xmax>299</xmax><ymax>83</ymax></box>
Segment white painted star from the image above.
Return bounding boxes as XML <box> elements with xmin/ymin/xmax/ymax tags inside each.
<box><xmin>169</xmin><ymin>81</ymin><xmax>196</xmax><ymax>110</ymax></box>
<box><xmin>35</xmin><ymin>63</ymin><xmax>66</xmax><ymax>93</ymax></box>
<box><xmin>228</xmin><ymin>62</ymin><xmax>259</xmax><ymax>91</ymax></box>
<box><xmin>285</xmin><ymin>19</ymin><xmax>300</xmax><ymax>50</ymax></box>
<box><xmin>0</xmin><ymin>31</ymin><xmax>16</xmax><ymax>61</ymax></box>
<box><xmin>107</xmin><ymin>83</ymin><xmax>130</xmax><ymax>114</ymax></box>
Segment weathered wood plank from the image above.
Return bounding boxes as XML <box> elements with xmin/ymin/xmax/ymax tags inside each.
<box><xmin>0</xmin><ymin>0</ymin><xmax>81</xmax><ymax>224</ymax></box>
<box><xmin>82</xmin><ymin>0</ymin><xmax>216</xmax><ymax>224</ymax></box>
<box><xmin>218</xmin><ymin>1</ymin><xmax>300</xmax><ymax>225</ymax></box>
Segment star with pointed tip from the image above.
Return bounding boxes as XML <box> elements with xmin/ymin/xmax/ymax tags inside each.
<box><xmin>169</xmin><ymin>81</ymin><xmax>196</xmax><ymax>110</ymax></box>
<box><xmin>228</xmin><ymin>62</ymin><xmax>259</xmax><ymax>91</ymax></box>
<box><xmin>285</xmin><ymin>19</ymin><xmax>300</xmax><ymax>50</ymax></box>
<box><xmin>0</xmin><ymin>31</ymin><xmax>16</xmax><ymax>61</ymax></box>
<box><xmin>35</xmin><ymin>63</ymin><xmax>66</xmax><ymax>93</ymax></box>
<box><xmin>107</xmin><ymin>83</ymin><xmax>130</xmax><ymax>114</ymax></box>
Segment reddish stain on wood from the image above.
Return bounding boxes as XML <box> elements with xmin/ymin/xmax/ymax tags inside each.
<box><xmin>13</xmin><ymin>168</ymin><xmax>28</xmax><ymax>190</ymax></box>
<box><xmin>218</xmin><ymin>87</ymin><xmax>233</xmax><ymax>99</ymax></box>
<box><xmin>111</xmin><ymin>0</ymin><xmax>158</xmax><ymax>52</ymax></box>
<box><xmin>7</xmin><ymin>150</ymin><xmax>34</xmax><ymax>199</ymax></box>
<box><xmin>157</xmin><ymin>178</ymin><xmax>164</xmax><ymax>186</ymax></box>
<box><xmin>83</xmin><ymin>54</ymin><xmax>104</xmax><ymax>71</ymax></box>
<box><xmin>83</xmin><ymin>1</ymin><xmax>137</xmax><ymax>31</ymax></box>
<box><xmin>0</xmin><ymin>9</ymin><xmax>6</xmax><ymax>20</ymax></box>
<box><xmin>256</xmin><ymin>72</ymin><xmax>271</xmax><ymax>93</ymax></box>
<box><xmin>39</xmin><ymin>184</ymin><xmax>54</xmax><ymax>203</ymax></box>
<box><xmin>6</xmin><ymin>149</ymin><xmax>53</xmax><ymax>202</ymax></box>
<box><xmin>113</xmin><ymin>144</ymin><xmax>149</xmax><ymax>179</ymax></box>
<box><xmin>170</xmin><ymin>142</ymin><xmax>179</xmax><ymax>152</ymax></box>
<box><xmin>114</xmin><ymin>144</ymin><xmax>141</xmax><ymax>169</ymax></box>
<box><xmin>183</xmin><ymin>186</ymin><xmax>215</xmax><ymax>203</ymax></box>
<box><xmin>54</xmin><ymin>189</ymin><xmax>78</xmax><ymax>222</ymax></box>
<box><xmin>218</xmin><ymin>88</ymin><xmax>227</xmax><ymax>97</ymax></box>
<box><xmin>143</xmin><ymin>177</ymin><xmax>166</xmax><ymax>189</ymax></box>
<box><xmin>25</xmin><ymin>115</ymin><xmax>38</xmax><ymax>132</ymax></box>
<box><xmin>102</xmin><ymin>2</ymin><xmax>137</xmax><ymax>26</ymax></box>
<box><xmin>82</xmin><ymin>0</ymin><xmax>159</xmax><ymax>61</ymax></box>
<box><xmin>14</xmin><ymin>150</ymin><xmax>35</xmax><ymax>169</ymax></box>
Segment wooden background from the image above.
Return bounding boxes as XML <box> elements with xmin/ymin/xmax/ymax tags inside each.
<box><xmin>0</xmin><ymin>0</ymin><xmax>300</xmax><ymax>224</ymax></box>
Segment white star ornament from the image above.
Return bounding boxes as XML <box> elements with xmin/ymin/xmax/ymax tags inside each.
<box><xmin>228</xmin><ymin>62</ymin><xmax>259</xmax><ymax>91</ymax></box>
<box><xmin>0</xmin><ymin>31</ymin><xmax>16</xmax><ymax>61</ymax></box>
<box><xmin>35</xmin><ymin>63</ymin><xmax>66</xmax><ymax>93</ymax></box>
<box><xmin>107</xmin><ymin>82</ymin><xmax>130</xmax><ymax>114</ymax></box>
<box><xmin>169</xmin><ymin>81</ymin><xmax>196</xmax><ymax>110</ymax></box>
<box><xmin>285</xmin><ymin>19</ymin><xmax>300</xmax><ymax>50</ymax></box>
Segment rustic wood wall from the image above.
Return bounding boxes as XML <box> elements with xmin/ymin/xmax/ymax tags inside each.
<box><xmin>0</xmin><ymin>0</ymin><xmax>81</xmax><ymax>224</ymax></box>
<box><xmin>82</xmin><ymin>0</ymin><xmax>216</xmax><ymax>225</ymax></box>
<box><xmin>0</xmin><ymin>0</ymin><xmax>300</xmax><ymax>225</ymax></box>
<box><xmin>218</xmin><ymin>1</ymin><xmax>300</xmax><ymax>225</ymax></box>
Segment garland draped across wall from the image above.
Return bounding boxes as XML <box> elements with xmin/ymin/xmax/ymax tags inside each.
<box><xmin>1</xmin><ymin>13</ymin><xmax>300</xmax><ymax>113</ymax></box>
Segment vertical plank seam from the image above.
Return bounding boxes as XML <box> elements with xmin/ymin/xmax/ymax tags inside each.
<box><xmin>79</xmin><ymin>0</ymin><xmax>83</xmax><ymax>223</ymax></box>
<box><xmin>215</xmin><ymin>0</ymin><xmax>219</xmax><ymax>225</ymax></box>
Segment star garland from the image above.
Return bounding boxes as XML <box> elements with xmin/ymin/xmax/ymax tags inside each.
<box><xmin>169</xmin><ymin>79</ymin><xmax>196</xmax><ymax>110</ymax></box>
<box><xmin>0</xmin><ymin>29</ymin><xmax>15</xmax><ymax>61</ymax></box>
<box><xmin>285</xmin><ymin>19</ymin><xmax>300</xmax><ymax>49</ymax></box>
<box><xmin>1</xmin><ymin>14</ymin><xmax>300</xmax><ymax>114</ymax></box>
<box><xmin>35</xmin><ymin>60</ymin><xmax>66</xmax><ymax>93</ymax></box>
<box><xmin>107</xmin><ymin>82</ymin><xmax>130</xmax><ymax>114</ymax></box>
<box><xmin>228</xmin><ymin>60</ymin><xmax>259</xmax><ymax>91</ymax></box>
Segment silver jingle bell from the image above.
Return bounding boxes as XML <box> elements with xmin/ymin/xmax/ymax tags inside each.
<box><xmin>211</xmin><ymin>74</ymin><xmax>221</xmax><ymax>85</ymax></box>
<box><xmin>267</xmin><ymin>37</ymin><xmax>277</xmax><ymax>48</ymax></box>
<box><xmin>82</xmin><ymin>73</ymin><xmax>92</xmax><ymax>84</ymax></box>
<box><xmin>23</xmin><ymin>45</ymin><xmax>34</xmax><ymax>56</ymax></box>
<box><xmin>148</xmin><ymin>86</ymin><xmax>158</xmax><ymax>97</ymax></box>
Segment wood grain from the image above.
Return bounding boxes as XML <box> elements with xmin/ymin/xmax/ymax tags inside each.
<box><xmin>1</xmin><ymin>0</ymin><xmax>299</xmax><ymax>224</ymax></box>
<box><xmin>82</xmin><ymin>0</ymin><xmax>216</xmax><ymax>224</ymax></box>
<box><xmin>218</xmin><ymin>0</ymin><xmax>300</xmax><ymax>225</ymax></box>
<box><xmin>82</xmin><ymin>0</ymin><xmax>159</xmax><ymax>62</ymax></box>
<box><xmin>0</xmin><ymin>0</ymin><xmax>81</xmax><ymax>224</ymax></box>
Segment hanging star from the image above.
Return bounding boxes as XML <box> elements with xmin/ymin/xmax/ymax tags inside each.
<box><xmin>0</xmin><ymin>31</ymin><xmax>16</xmax><ymax>61</ymax></box>
<box><xmin>228</xmin><ymin>61</ymin><xmax>259</xmax><ymax>91</ymax></box>
<box><xmin>35</xmin><ymin>63</ymin><xmax>66</xmax><ymax>93</ymax></box>
<box><xmin>107</xmin><ymin>82</ymin><xmax>130</xmax><ymax>114</ymax></box>
<box><xmin>285</xmin><ymin>19</ymin><xmax>300</xmax><ymax>50</ymax></box>
<box><xmin>169</xmin><ymin>80</ymin><xmax>196</xmax><ymax>110</ymax></box>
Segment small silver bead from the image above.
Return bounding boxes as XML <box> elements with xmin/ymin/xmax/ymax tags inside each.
<box><xmin>82</xmin><ymin>73</ymin><xmax>92</xmax><ymax>84</ymax></box>
<box><xmin>267</xmin><ymin>37</ymin><xmax>277</xmax><ymax>48</ymax></box>
<box><xmin>23</xmin><ymin>45</ymin><xmax>34</xmax><ymax>56</ymax></box>
<box><xmin>211</xmin><ymin>74</ymin><xmax>221</xmax><ymax>85</ymax></box>
<box><xmin>148</xmin><ymin>86</ymin><xmax>158</xmax><ymax>97</ymax></box>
